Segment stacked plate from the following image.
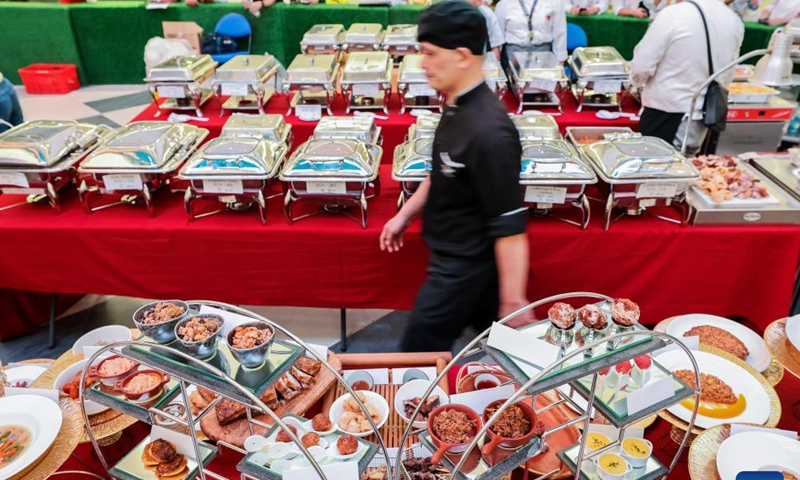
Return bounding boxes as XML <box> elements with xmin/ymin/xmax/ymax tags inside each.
<box><xmin>717</xmin><ymin>431</ymin><xmax>800</xmax><ymax>480</ymax></box>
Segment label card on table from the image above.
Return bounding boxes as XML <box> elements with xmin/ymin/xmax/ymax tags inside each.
<box><xmin>307</xmin><ymin>181</ymin><xmax>346</xmax><ymax>195</ymax></box>
<box><xmin>487</xmin><ymin>322</ymin><xmax>560</xmax><ymax>377</ymax></box>
<box><xmin>623</xmin><ymin>374</ymin><xmax>676</xmax><ymax>416</ymax></box>
<box><xmin>525</xmin><ymin>186</ymin><xmax>567</xmax><ymax>204</ymax></box>
<box><xmin>103</xmin><ymin>174</ymin><xmax>143</xmax><ymax>192</ymax></box>
<box><xmin>636</xmin><ymin>182</ymin><xmax>678</xmax><ymax>199</ymax></box>
<box><xmin>529</xmin><ymin>79</ymin><xmax>557</xmax><ymax>93</ymax></box>
<box><xmin>157</xmin><ymin>85</ymin><xmax>186</xmax><ymax>99</ymax></box>
<box><xmin>593</xmin><ymin>81</ymin><xmax>622</xmax><ymax>94</ymax></box>
<box><xmin>219</xmin><ymin>195</ymin><xmax>238</xmax><ymax>204</ymax></box>
<box><xmin>0</xmin><ymin>172</ymin><xmax>30</xmax><ymax>188</ymax></box>
<box><xmin>285</xmin><ymin>461</ymin><xmax>359</xmax><ymax>480</ymax></box>
<box><xmin>296</xmin><ymin>104</ymin><xmax>323</xmax><ymax>122</ymax></box>
<box><xmin>449</xmin><ymin>383</ymin><xmax>516</xmax><ymax>415</ymax></box>
<box><xmin>408</xmin><ymin>84</ymin><xmax>437</xmax><ymax>98</ymax></box>
<box><xmin>204</xmin><ymin>179</ymin><xmax>244</xmax><ymax>195</ymax></box>
<box><xmin>352</xmin><ymin>84</ymin><xmax>380</xmax><ymax>96</ymax></box>
<box><xmin>638</xmin><ymin>198</ymin><xmax>657</xmax><ymax>208</ymax></box>
<box><xmin>221</xmin><ymin>83</ymin><xmax>250</xmax><ymax>97</ymax></box>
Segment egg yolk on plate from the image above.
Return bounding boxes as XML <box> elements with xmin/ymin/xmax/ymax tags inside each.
<box><xmin>679</xmin><ymin>394</ymin><xmax>747</xmax><ymax>419</ymax></box>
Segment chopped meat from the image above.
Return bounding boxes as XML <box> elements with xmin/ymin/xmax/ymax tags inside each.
<box><xmin>403</xmin><ymin>395</ymin><xmax>440</xmax><ymax>422</ymax></box>
<box><xmin>485</xmin><ymin>404</ymin><xmax>531</xmax><ymax>438</ymax></box>
<box><xmin>432</xmin><ymin>409</ymin><xmax>476</xmax><ymax>444</ymax></box>
<box><xmin>673</xmin><ymin>370</ymin><xmax>737</xmax><ymax>404</ymax></box>
<box><xmin>684</xmin><ymin>325</ymin><xmax>749</xmax><ymax>361</ymax></box>
<box><xmin>141</xmin><ymin>302</ymin><xmax>186</xmax><ymax>325</ymax></box>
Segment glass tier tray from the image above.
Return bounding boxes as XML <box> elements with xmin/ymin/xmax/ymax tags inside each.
<box><xmin>110</xmin><ymin>434</ymin><xmax>218</xmax><ymax>480</ymax></box>
<box><xmin>557</xmin><ymin>442</ymin><xmax>668</xmax><ymax>480</ymax></box>
<box><xmin>85</xmin><ymin>379</ymin><xmax>181</xmax><ymax>424</ymax></box>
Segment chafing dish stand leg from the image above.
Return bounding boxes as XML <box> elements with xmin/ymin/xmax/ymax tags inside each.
<box><xmin>46</xmin><ymin>182</ymin><xmax>61</xmax><ymax>214</ymax></box>
<box><xmin>576</xmin><ymin>86</ymin><xmax>586</xmax><ymax>113</ymax></box>
<box><xmin>184</xmin><ymin>188</ymin><xmax>197</xmax><ymax>221</ymax></box>
<box><xmin>191</xmin><ymin>90</ymin><xmax>203</xmax><ymax>118</ymax></box>
<box><xmin>148</xmin><ymin>86</ymin><xmax>162</xmax><ymax>118</ymax></box>
<box><xmin>257</xmin><ymin>190</ymin><xmax>267</xmax><ymax>225</ymax></box>
<box><xmin>143</xmin><ymin>186</ymin><xmax>155</xmax><ymax>218</ymax></box>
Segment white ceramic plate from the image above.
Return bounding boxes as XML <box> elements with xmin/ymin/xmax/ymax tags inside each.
<box><xmin>4</xmin><ymin>366</ymin><xmax>47</xmax><ymax>388</ymax></box>
<box><xmin>53</xmin><ymin>359</ymin><xmax>109</xmax><ymax>416</ymax></box>
<box><xmin>72</xmin><ymin>325</ymin><xmax>132</xmax><ymax>358</ymax></box>
<box><xmin>394</xmin><ymin>379</ymin><xmax>450</xmax><ymax>429</ymax></box>
<box><xmin>786</xmin><ymin>314</ymin><xmax>800</xmax><ymax>352</ymax></box>
<box><xmin>328</xmin><ymin>391</ymin><xmax>389</xmax><ymax>438</ymax></box>
<box><xmin>717</xmin><ymin>431</ymin><xmax>800</xmax><ymax>480</ymax></box>
<box><xmin>0</xmin><ymin>395</ymin><xmax>63</xmax><ymax>480</ymax></box>
<box><xmin>653</xmin><ymin>350</ymin><xmax>770</xmax><ymax>429</ymax></box>
<box><xmin>667</xmin><ymin>314</ymin><xmax>771</xmax><ymax>372</ymax></box>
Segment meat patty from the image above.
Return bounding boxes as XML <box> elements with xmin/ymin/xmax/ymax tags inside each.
<box><xmin>156</xmin><ymin>453</ymin><xmax>187</xmax><ymax>476</ymax></box>
<box><xmin>684</xmin><ymin>325</ymin><xmax>749</xmax><ymax>361</ymax></box>
<box><xmin>148</xmin><ymin>439</ymin><xmax>177</xmax><ymax>463</ymax></box>
<box><xmin>673</xmin><ymin>369</ymin><xmax>737</xmax><ymax>404</ymax></box>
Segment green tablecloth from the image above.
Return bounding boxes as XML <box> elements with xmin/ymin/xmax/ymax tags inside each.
<box><xmin>0</xmin><ymin>2</ymin><xmax>781</xmax><ymax>85</ymax></box>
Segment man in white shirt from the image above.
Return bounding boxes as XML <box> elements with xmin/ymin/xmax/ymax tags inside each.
<box><xmin>630</xmin><ymin>0</ymin><xmax>743</xmax><ymax>150</ymax></box>
<box><xmin>564</xmin><ymin>0</ymin><xmax>609</xmax><ymax>14</ymax></box>
<box><xmin>613</xmin><ymin>0</ymin><xmax>666</xmax><ymax>18</ymax></box>
<box><xmin>495</xmin><ymin>0</ymin><xmax>568</xmax><ymax>63</ymax></box>
<box><xmin>759</xmin><ymin>0</ymin><xmax>799</xmax><ymax>25</ymax></box>
<box><xmin>467</xmin><ymin>0</ymin><xmax>505</xmax><ymax>60</ymax></box>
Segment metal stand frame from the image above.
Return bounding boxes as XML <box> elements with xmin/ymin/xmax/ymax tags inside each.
<box><xmin>78</xmin><ymin>301</ymin><xmax>392</xmax><ymax>480</ymax></box>
<box><xmin>394</xmin><ymin>291</ymin><xmax>701</xmax><ymax>480</ymax></box>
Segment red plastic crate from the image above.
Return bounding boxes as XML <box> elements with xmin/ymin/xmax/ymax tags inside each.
<box><xmin>17</xmin><ymin>63</ymin><xmax>80</xmax><ymax>94</ymax></box>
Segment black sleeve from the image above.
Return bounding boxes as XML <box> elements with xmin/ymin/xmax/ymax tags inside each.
<box><xmin>471</xmin><ymin>127</ymin><xmax>527</xmax><ymax>238</ymax></box>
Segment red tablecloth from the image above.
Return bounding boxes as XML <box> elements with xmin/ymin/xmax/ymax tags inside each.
<box><xmin>132</xmin><ymin>89</ymin><xmax>641</xmax><ymax>161</ymax></box>
<box><xmin>0</xmin><ymin>163</ymin><xmax>798</xmax><ymax>330</ymax></box>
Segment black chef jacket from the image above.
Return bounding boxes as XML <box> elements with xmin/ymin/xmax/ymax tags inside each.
<box><xmin>423</xmin><ymin>82</ymin><xmax>527</xmax><ymax>260</ymax></box>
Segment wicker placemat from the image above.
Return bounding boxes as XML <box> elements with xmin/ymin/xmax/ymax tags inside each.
<box><xmin>654</xmin><ymin>317</ymin><xmax>784</xmax><ymax>387</ymax></box>
<box><xmin>764</xmin><ymin>319</ymin><xmax>800</xmax><ymax>380</ymax></box>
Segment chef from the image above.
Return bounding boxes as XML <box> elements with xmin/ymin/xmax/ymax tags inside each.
<box><xmin>564</xmin><ymin>0</ymin><xmax>609</xmax><ymax>15</ymax></box>
<box><xmin>467</xmin><ymin>0</ymin><xmax>505</xmax><ymax>60</ymax></box>
<box><xmin>629</xmin><ymin>0</ymin><xmax>743</xmax><ymax>151</ymax></box>
<box><xmin>759</xmin><ymin>0</ymin><xmax>799</xmax><ymax>25</ymax></box>
<box><xmin>379</xmin><ymin>1</ymin><xmax>533</xmax><ymax>352</ymax></box>
<box><xmin>613</xmin><ymin>0</ymin><xmax>666</xmax><ymax>18</ymax></box>
<box><xmin>0</xmin><ymin>71</ymin><xmax>23</xmax><ymax>133</ymax></box>
<box><xmin>495</xmin><ymin>0</ymin><xmax>568</xmax><ymax>65</ymax></box>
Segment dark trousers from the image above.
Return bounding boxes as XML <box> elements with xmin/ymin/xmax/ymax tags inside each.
<box><xmin>638</xmin><ymin>107</ymin><xmax>684</xmax><ymax>145</ymax></box>
<box><xmin>400</xmin><ymin>252</ymin><xmax>499</xmax><ymax>353</ymax></box>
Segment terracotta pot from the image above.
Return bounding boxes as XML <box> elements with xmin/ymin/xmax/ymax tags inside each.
<box><xmin>481</xmin><ymin>399</ymin><xmax>538</xmax><ymax>456</ymax></box>
<box><xmin>114</xmin><ymin>370</ymin><xmax>170</xmax><ymax>402</ymax></box>
<box><xmin>88</xmin><ymin>355</ymin><xmax>140</xmax><ymax>386</ymax></box>
<box><xmin>426</xmin><ymin>404</ymin><xmax>482</xmax><ymax>465</ymax></box>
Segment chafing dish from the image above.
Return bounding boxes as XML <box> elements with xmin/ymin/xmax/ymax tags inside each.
<box><xmin>686</xmin><ymin>154</ymin><xmax>800</xmax><ymax>225</ymax></box>
<box><xmin>212</xmin><ymin>54</ymin><xmax>285</xmax><ymax>116</ymax></box>
<box><xmin>77</xmin><ymin>122</ymin><xmax>209</xmax><ymax>216</ymax></box>
<box><xmin>145</xmin><ymin>55</ymin><xmax>217</xmax><ymax>118</ymax></box>
<box><xmin>283</xmin><ymin>54</ymin><xmax>340</xmax><ymax>116</ymax></box>
<box><xmin>342</xmin><ymin>24</ymin><xmax>385</xmax><ymax>52</ymax></box>
<box><xmin>280</xmin><ymin>138</ymin><xmax>382</xmax><ymax>228</ymax></box>
<box><xmin>0</xmin><ymin>121</ymin><xmax>114</xmax><ymax>212</ymax></box>
<box><xmin>179</xmin><ymin>116</ymin><xmax>291</xmax><ymax>224</ymax></box>
<box><xmin>579</xmin><ymin>134</ymin><xmax>699</xmax><ymax>229</ymax></box>
<box><xmin>392</xmin><ymin>114</ymin><xmax>441</xmax><ymax>208</ymax></box>
<box><xmin>340</xmin><ymin>52</ymin><xmax>393</xmax><ymax>114</ymax></box>
<box><xmin>483</xmin><ymin>55</ymin><xmax>508</xmax><ymax>99</ymax></box>
<box><xmin>397</xmin><ymin>54</ymin><xmax>442</xmax><ymax>114</ymax></box>
<box><xmin>300</xmin><ymin>24</ymin><xmax>345</xmax><ymax>56</ymax></box>
<box><xmin>565</xmin><ymin>126</ymin><xmax>635</xmax><ymax>146</ymax></box>
<box><xmin>312</xmin><ymin>116</ymin><xmax>382</xmax><ymax>145</ymax></box>
<box><xmin>382</xmin><ymin>25</ymin><xmax>420</xmax><ymax>63</ymax></box>
<box><xmin>519</xmin><ymin>139</ymin><xmax>596</xmax><ymax>229</ymax></box>
<box><xmin>509</xmin><ymin>51</ymin><xmax>569</xmax><ymax>113</ymax></box>
<box><xmin>511</xmin><ymin>114</ymin><xmax>561</xmax><ymax>141</ymax></box>
<box><xmin>567</xmin><ymin>47</ymin><xmax>631</xmax><ymax>112</ymax></box>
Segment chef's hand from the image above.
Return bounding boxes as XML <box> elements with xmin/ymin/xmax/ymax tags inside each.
<box><xmin>585</xmin><ymin>5</ymin><xmax>600</xmax><ymax>14</ymax></box>
<box><xmin>380</xmin><ymin>214</ymin><xmax>411</xmax><ymax>253</ymax></box>
<box><xmin>500</xmin><ymin>300</ymin><xmax>537</xmax><ymax>329</ymax></box>
<box><xmin>633</xmin><ymin>7</ymin><xmax>648</xmax><ymax>17</ymax></box>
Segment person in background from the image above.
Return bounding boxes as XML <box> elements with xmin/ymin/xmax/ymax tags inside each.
<box><xmin>564</xmin><ymin>0</ymin><xmax>609</xmax><ymax>15</ymax></box>
<box><xmin>0</xmin><ymin>72</ymin><xmax>23</xmax><ymax>134</ymax></box>
<box><xmin>380</xmin><ymin>1</ymin><xmax>533</xmax><ymax>353</ymax></box>
<box><xmin>630</xmin><ymin>0</ymin><xmax>743</xmax><ymax>151</ymax></box>
<box><xmin>725</xmin><ymin>0</ymin><xmax>758</xmax><ymax>17</ymax></box>
<box><xmin>244</xmin><ymin>0</ymin><xmax>320</xmax><ymax>15</ymax></box>
<box><xmin>759</xmin><ymin>0</ymin><xmax>799</xmax><ymax>25</ymax></box>
<box><xmin>495</xmin><ymin>0</ymin><xmax>568</xmax><ymax>65</ymax></box>
<box><xmin>613</xmin><ymin>0</ymin><xmax>665</xmax><ymax>18</ymax></box>
<box><xmin>466</xmin><ymin>0</ymin><xmax>505</xmax><ymax>60</ymax></box>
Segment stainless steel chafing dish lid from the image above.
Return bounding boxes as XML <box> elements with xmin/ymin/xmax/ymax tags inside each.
<box><xmin>180</xmin><ymin>136</ymin><xmax>285</xmax><ymax>178</ymax></box>
<box><xmin>581</xmin><ymin>136</ymin><xmax>699</xmax><ymax>183</ymax></box>
<box><xmin>512</xmin><ymin>115</ymin><xmax>561</xmax><ymax>141</ymax></box>
<box><xmin>312</xmin><ymin>116</ymin><xmax>379</xmax><ymax>143</ymax></box>
<box><xmin>0</xmin><ymin>120</ymin><xmax>105</xmax><ymax>167</ymax></box>
<box><xmin>393</xmin><ymin>138</ymin><xmax>433</xmax><ymax>180</ymax></box>
<box><xmin>214</xmin><ymin>55</ymin><xmax>281</xmax><ymax>83</ymax></box>
<box><xmin>80</xmin><ymin>122</ymin><xmax>207</xmax><ymax>171</ymax></box>
<box><xmin>280</xmin><ymin>138</ymin><xmax>381</xmax><ymax>181</ymax></box>
<box><xmin>520</xmin><ymin>139</ymin><xmax>596</xmax><ymax>183</ymax></box>
<box><xmin>511</xmin><ymin>51</ymin><xmax>565</xmax><ymax>81</ymax></box>
<box><xmin>344</xmin><ymin>23</ymin><xmax>385</xmax><ymax>45</ymax></box>
<box><xmin>410</xmin><ymin>114</ymin><xmax>441</xmax><ymax>139</ymax></box>
<box><xmin>483</xmin><ymin>55</ymin><xmax>507</xmax><ymax>83</ymax></box>
<box><xmin>398</xmin><ymin>54</ymin><xmax>428</xmax><ymax>83</ymax></box>
<box><xmin>146</xmin><ymin>55</ymin><xmax>217</xmax><ymax>82</ymax></box>
<box><xmin>342</xmin><ymin>52</ymin><xmax>392</xmax><ymax>83</ymax></box>
<box><xmin>570</xmin><ymin>47</ymin><xmax>629</xmax><ymax>77</ymax></box>
<box><xmin>301</xmin><ymin>24</ymin><xmax>345</xmax><ymax>46</ymax></box>
<box><xmin>221</xmin><ymin>114</ymin><xmax>291</xmax><ymax>144</ymax></box>
<box><xmin>383</xmin><ymin>24</ymin><xmax>419</xmax><ymax>46</ymax></box>
<box><xmin>285</xmin><ymin>54</ymin><xmax>339</xmax><ymax>83</ymax></box>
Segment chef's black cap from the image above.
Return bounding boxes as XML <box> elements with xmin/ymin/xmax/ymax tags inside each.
<box><xmin>417</xmin><ymin>1</ymin><xmax>488</xmax><ymax>56</ymax></box>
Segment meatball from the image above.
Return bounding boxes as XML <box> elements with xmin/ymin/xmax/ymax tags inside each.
<box><xmin>610</xmin><ymin>298</ymin><xmax>640</xmax><ymax>327</ymax></box>
<box><xmin>276</xmin><ymin>424</ymin><xmax>298</xmax><ymax>443</ymax></box>
<box><xmin>548</xmin><ymin>302</ymin><xmax>576</xmax><ymax>330</ymax></box>
<box><xmin>337</xmin><ymin>434</ymin><xmax>359</xmax><ymax>455</ymax></box>
<box><xmin>302</xmin><ymin>432</ymin><xmax>320</xmax><ymax>448</ymax></box>
<box><xmin>578</xmin><ymin>304</ymin><xmax>607</xmax><ymax>330</ymax></box>
<box><xmin>312</xmin><ymin>413</ymin><xmax>332</xmax><ymax>432</ymax></box>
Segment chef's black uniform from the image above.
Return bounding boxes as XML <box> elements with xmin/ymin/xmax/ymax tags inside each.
<box><xmin>400</xmin><ymin>82</ymin><xmax>527</xmax><ymax>352</ymax></box>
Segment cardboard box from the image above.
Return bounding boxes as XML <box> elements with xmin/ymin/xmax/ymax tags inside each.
<box><xmin>163</xmin><ymin>21</ymin><xmax>204</xmax><ymax>54</ymax></box>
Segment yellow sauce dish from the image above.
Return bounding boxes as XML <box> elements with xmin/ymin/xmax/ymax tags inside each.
<box><xmin>595</xmin><ymin>453</ymin><xmax>632</xmax><ymax>480</ymax></box>
<box><xmin>621</xmin><ymin>437</ymin><xmax>653</xmax><ymax>468</ymax></box>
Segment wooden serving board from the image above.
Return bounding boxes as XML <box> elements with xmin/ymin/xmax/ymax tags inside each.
<box><xmin>201</xmin><ymin>351</ymin><xmax>342</xmax><ymax>448</ymax></box>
